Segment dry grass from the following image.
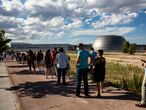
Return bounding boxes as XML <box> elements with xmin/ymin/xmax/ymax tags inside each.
<box><xmin>68</xmin><ymin>52</ymin><xmax>146</xmax><ymax>73</ymax></box>
<box><xmin>104</xmin><ymin>52</ymin><xmax>146</xmax><ymax>67</ymax></box>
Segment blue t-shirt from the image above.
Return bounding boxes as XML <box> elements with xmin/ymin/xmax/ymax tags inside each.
<box><xmin>90</xmin><ymin>51</ymin><xmax>97</xmax><ymax>59</ymax></box>
<box><xmin>77</xmin><ymin>50</ymin><xmax>90</xmax><ymax>69</ymax></box>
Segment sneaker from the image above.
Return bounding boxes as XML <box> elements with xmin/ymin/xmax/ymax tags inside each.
<box><xmin>62</xmin><ymin>83</ymin><xmax>68</xmax><ymax>86</ymax></box>
<box><xmin>85</xmin><ymin>94</ymin><xmax>90</xmax><ymax>98</ymax></box>
<box><xmin>75</xmin><ymin>94</ymin><xmax>80</xmax><ymax>97</ymax></box>
<box><xmin>96</xmin><ymin>94</ymin><xmax>101</xmax><ymax>97</ymax></box>
<box><xmin>135</xmin><ymin>103</ymin><xmax>146</xmax><ymax>108</ymax></box>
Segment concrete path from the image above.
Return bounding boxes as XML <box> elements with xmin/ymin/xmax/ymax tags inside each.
<box><xmin>0</xmin><ymin>62</ymin><xmax>21</xmax><ymax>110</ymax></box>
<box><xmin>1</xmin><ymin>60</ymin><xmax>146</xmax><ymax>110</ymax></box>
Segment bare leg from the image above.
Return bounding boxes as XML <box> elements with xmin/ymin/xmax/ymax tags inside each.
<box><xmin>101</xmin><ymin>81</ymin><xmax>104</xmax><ymax>93</ymax></box>
<box><xmin>48</xmin><ymin>67</ymin><xmax>53</xmax><ymax>79</ymax></box>
<box><xmin>45</xmin><ymin>68</ymin><xmax>48</xmax><ymax>79</ymax></box>
<box><xmin>97</xmin><ymin>82</ymin><xmax>102</xmax><ymax>97</ymax></box>
<box><xmin>53</xmin><ymin>65</ymin><xmax>57</xmax><ymax>76</ymax></box>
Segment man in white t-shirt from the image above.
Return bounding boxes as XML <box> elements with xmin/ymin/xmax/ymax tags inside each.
<box><xmin>55</xmin><ymin>47</ymin><xmax>69</xmax><ymax>85</ymax></box>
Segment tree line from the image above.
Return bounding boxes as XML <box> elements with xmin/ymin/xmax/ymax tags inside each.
<box><xmin>122</xmin><ymin>41</ymin><xmax>136</xmax><ymax>54</ymax></box>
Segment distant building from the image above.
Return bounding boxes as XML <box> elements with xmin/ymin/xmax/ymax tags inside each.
<box><xmin>11</xmin><ymin>42</ymin><xmax>74</xmax><ymax>52</ymax></box>
<box><xmin>135</xmin><ymin>45</ymin><xmax>146</xmax><ymax>53</ymax></box>
<box><xmin>92</xmin><ymin>35</ymin><xmax>126</xmax><ymax>52</ymax></box>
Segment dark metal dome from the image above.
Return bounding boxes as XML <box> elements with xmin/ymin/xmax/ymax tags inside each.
<box><xmin>92</xmin><ymin>35</ymin><xmax>126</xmax><ymax>52</ymax></box>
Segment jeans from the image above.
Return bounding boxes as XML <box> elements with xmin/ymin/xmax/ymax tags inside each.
<box><xmin>76</xmin><ymin>68</ymin><xmax>89</xmax><ymax>96</ymax></box>
<box><xmin>57</xmin><ymin>68</ymin><xmax>66</xmax><ymax>85</ymax></box>
<box><xmin>141</xmin><ymin>68</ymin><xmax>146</xmax><ymax>104</ymax></box>
<box><xmin>27</xmin><ymin>61</ymin><xmax>35</xmax><ymax>71</ymax></box>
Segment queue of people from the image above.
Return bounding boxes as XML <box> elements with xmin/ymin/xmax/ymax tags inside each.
<box><xmin>11</xmin><ymin>44</ymin><xmax>106</xmax><ymax>97</ymax></box>
<box><xmin>7</xmin><ymin>43</ymin><xmax>146</xmax><ymax>108</ymax></box>
<box><xmin>11</xmin><ymin>44</ymin><xmax>106</xmax><ymax>95</ymax></box>
<box><xmin>12</xmin><ymin>47</ymin><xmax>70</xmax><ymax>86</ymax></box>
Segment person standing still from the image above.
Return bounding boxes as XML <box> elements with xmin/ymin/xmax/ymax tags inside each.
<box><xmin>93</xmin><ymin>49</ymin><xmax>106</xmax><ymax>97</ymax></box>
<box><xmin>75</xmin><ymin>43</ymin><xmax>92</xmax><ymax>97</ymax></box>
<box><xmin>89</xmin><ymin>47</ymin><xmax>97</xmax><ymax>78</ymax></box>
<box><xmin>135</xmin><ymin>59</ymin><xmax>146</xmax><ymax>108</ymax></box>
<box><xmin>56</xmin><ymin>47</ymin><xmax>68</xmax><ymax>85</ymax></box>
<box><xmin>44</xmin><ymin>49</ymin><xmax>53</xmax><ymax>79</ymax></box>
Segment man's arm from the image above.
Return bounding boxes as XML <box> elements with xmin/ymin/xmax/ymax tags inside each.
<box><xmin>89</xmin><ymin>55</ymin><xmax>93</xmax><ymax>65</ymax></box>
<box><xmin>141</xmin><ymin>59</ymin><xmax>146</xmax><ymax>63</ymax></box>
<box><xmin>76</xmin><ymin>56</ymin><xmax>80</xmax><ymax>67</ymax></box>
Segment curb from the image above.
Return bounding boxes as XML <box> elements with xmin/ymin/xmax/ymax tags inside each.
<box><xmin>4</xmin><ymin>62</ymin><xmax>23</xmax><ymax>110</ymax></box>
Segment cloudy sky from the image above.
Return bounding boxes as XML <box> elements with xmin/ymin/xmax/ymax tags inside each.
<box><xmin>0</xmin><ymin>0</ymin><xmax>146</xmax><ymax>44</ymax></box>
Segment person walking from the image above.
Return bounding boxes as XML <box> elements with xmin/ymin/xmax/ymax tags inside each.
<box><xmin>51</xmin><ymin>48</ymin><xmax>58</xmax><ymax>76</ymax></box>
<box><xmin>44</xmin><ymin>49</ymin><xmax>53</xmax><ymax>79</ymax></box>
<box><xmin>64</xmin><ymin>51</ymin><xmax>71</xmax><ymax>79</ymax></box>
<box><xmin>75</xmin><ymin>43</ymin><xmax>92</xmax><ymax>97</ymax></box>
<box><xmin>55</xmin><ymin>47</ymin><xmax>68</xmax><ymax>85</ymax></box>
<box><xmin>93</xmin><ymin>49</ymin><xmax>106</xmax><ymax>97</ymax></box>
<box><xmin>36</xmin><ymin>50</ymin><xmax>44</xmax><ymax>71</ymax></box>
<box><xmin>135</xmin><ymin>59</ymin><xmax>146</xmax><ymax>108</ymax></box>
<box><xmin>27</xmin><ymin>50</ymin><xmax>36</xmax><ymax>74</ymax></box>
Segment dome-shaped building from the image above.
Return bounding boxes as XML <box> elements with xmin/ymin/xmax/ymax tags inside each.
<box><xmin>92</xmin><ymin>35</ymin><xmax>126</xmax><ymax>52</ymax></box>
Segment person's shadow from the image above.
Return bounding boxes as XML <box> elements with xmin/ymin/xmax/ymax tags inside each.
<box><xmin>6</xmin><ymin>79</ymin><xmax>76</xmax><ymax>98</ymax></box>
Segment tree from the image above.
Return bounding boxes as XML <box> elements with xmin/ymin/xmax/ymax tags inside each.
<box><xmin>128</xmin><ymin>43</ymin><xmax>136</xmax><ymax>54</ymax></box>
<box><xmin>0</xmin><ymin>30</ymin><xmax>11</xmax><ymax>53</ymax></box>
<box><xmin>122</xmin><ymin>41</ymin><xmax>130</xmax><ymax>53</ymax></box>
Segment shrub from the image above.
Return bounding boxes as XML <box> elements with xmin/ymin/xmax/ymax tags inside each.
<box><xmin>106</xmin><ymin>62</ymin><xmax>143</xmax><ymax>94</ymax></box>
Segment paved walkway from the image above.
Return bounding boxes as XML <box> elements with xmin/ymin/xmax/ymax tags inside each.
<box><xmin>0</xmin><ymin>62</ymin><xmax>21</xmax><ymax>110</ymax></box>
<box><xmin>1</xmin><ymin>60</ymin><xmax>146</xmax><ymax>110</ymax></box>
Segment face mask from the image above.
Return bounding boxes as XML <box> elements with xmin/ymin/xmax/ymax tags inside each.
<box><xmin>76</xmin><ymin>47</ymin><xmax>80</xmax><ymax>51</ymax></box>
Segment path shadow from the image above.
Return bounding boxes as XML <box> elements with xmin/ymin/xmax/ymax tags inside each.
<box><xmin>10</xmin><ymin>70</ymin><xmax>34</xmax><ymax>75</ymax></box>
<box><xmin>94</xmin><ymin>93</ymin><xmax>140</xmax><ymax>101</ymax></box>
<box><xmin>7</xmin><ymin>65</ymin><xmax>28</xmax><ymax>68</ymax></box>
<box><xmin>0</xmin><ymin>76</ymin><xmax>9</xmax><ymax>78</ymax></box>
<box><xmin>6</xmin><ymin>78</ymin><xmax>141</xmax><ymax>102</ymax></box>
<box><xmin>6</xmin><ymin>79</ymin><xmax>76</xmax><ymax>98</ymax></box>
<box><xmin>79</xmin><ymin>92</ymin><xmax>140</xmax><ymax>102</ymax></box>
<box><xmin>10</xmin><ymin>69</ymin><xmax>46</xmax><ymax>75</ymax></box>
<box><xmin>79</xmin><ymin>82</ymin><xmax>141</xmax><ymax>101</ymax></box>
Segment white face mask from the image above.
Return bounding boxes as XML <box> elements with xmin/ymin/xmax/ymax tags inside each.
<box><xmin>76</xmin><ymin>47</ymin><xmax>80</xmax><ymax>51</ymax></box>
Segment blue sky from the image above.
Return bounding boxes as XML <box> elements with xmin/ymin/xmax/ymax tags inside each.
<box><xmin>0</xmin><ymin>0</ymin><xmax>146</xmax><ymax>45</ymax></box>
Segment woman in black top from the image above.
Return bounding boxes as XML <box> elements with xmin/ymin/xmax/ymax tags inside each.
<box><xmin>93</xmin><ymin>49</ymin><xmax>106</xmax><ymax>97</ymax></box>
<box><xmin>36</xmin><ymin>50</ymin><xmax>44</xmax><ymax>71</ymax></box>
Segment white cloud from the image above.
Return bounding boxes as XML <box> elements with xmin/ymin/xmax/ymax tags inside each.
<box><xmin>0</xmin><ymin>0</ymin><xmax>24</xmax><ymax>17</ymax></box>
<box><xmin>48</xmin><ymin>17</ymin><xmax>64</xmax><ymax>28</ymax></box>
<box><xmin>67</xmin><ymin>3</ymin><xmax>78</xmax><ymax>10</ymax></box>
<box><xmin>0</xmin><ymin>0</ymin><xmax>146</xmax><ymax>44</ymax></box>
<box><xmin>86</xmin><ymin>0</ymin><xmax>146</xmax><ymax>14</ymax></box>
<box><xmin>71</xmin><ymin>27</ymin><xmax>135</xmax><ymax>37</ymax></box>
<box><xmin>24</xmin><ymin>17</ymin><xmax>42</xmax><ymax>25</ymax></box>
<box><xmin>56</xmin><ymin>31</ymin><xmax>65</xmax><ymax>39</ymax></box>
<box><xmin>92</xmin><ymin>12</ymin><xmax>138</xmax><ymax>28</ymax></box>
